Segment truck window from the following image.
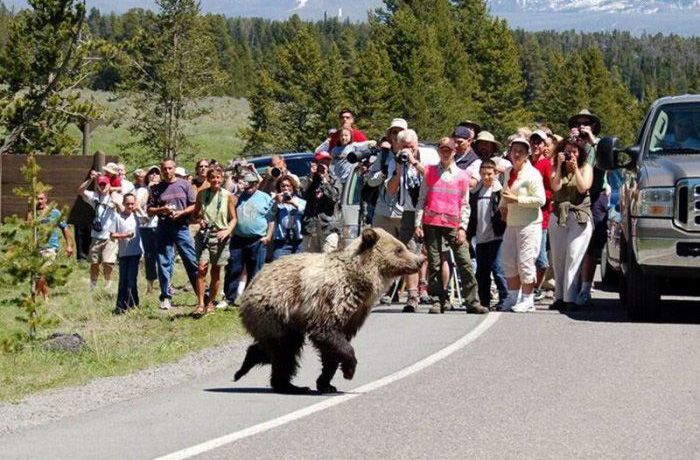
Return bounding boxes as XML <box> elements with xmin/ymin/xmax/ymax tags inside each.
<box><xmin>646</xmin><ymin>103</ymin><xmax>700</xmax><ymax>154</ymax></box>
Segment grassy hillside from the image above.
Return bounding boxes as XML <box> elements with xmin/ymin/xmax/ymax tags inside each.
<box><xmin>70</xmin><ymin>90</ymin><xmax>250</xmax><ymax>170</ymax></box>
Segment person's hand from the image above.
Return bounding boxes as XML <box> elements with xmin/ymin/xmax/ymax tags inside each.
<box><xmin>216</xmin><ymin>228</ymin><xmax>231</xmax><ymax>241</ymax></box>
<box><xmin>414</xmin><ymin>226</ymin><xmax>424</xmax><ymax>242</ymax></box>
<box><xmin>170</xmin><ymin>209</ymin><xmax>184</xmax><ymax>220</ymax></box>
<box><xmin>65</xmin><ymin>245</ymin><xmax>74</xmax><ymax>257</ymax></box>
<box><xmin>309</xmin><ymin>163</ymin><xmax>318</xmax><ymax>175</ymax></box>
<box><xmin>502</xmin><ymin>189</ymin><xmax>519</xmax><ymax>204</ymax></box>
<box><xmin>89</xmin><ymin>170</ymin><xmax>99</xmax><ymax>180</ymax></box>
<box><xmin>260</xmin><ymin>235</ymin><xmax>271</xmax><ymax>245</ymax></box>
<box><xmin>579</xmin><ymin>126</ymin><xmax>595</xmax><ymax>145</ymax></box>
<box><xmin>274</xmin><ymin>193</ymin><xmax>284</xmax><ymax>203</ymax></box>
<box><xmin>367</xmin><ymin>140</ymin><xmax>377</xmax><ymax>148</ymax></box>
<box><xmin>456</xmin><ymin>228</ymin><xmax>467</xmax><ymax>246</ymax></box>
<box><xmin>500</xmin><ymin>207</ymin><xmax>508</xmax><ymax>221</ymax></box>
<box><xmin>567</xmin><ymin>156</ymin><xmax>578</xmax><ymax>171</ymax></box>
<box><xmin>557</xmin><ymin>152</ymin><xmax>566</xmax><ymax>166</ymax></box>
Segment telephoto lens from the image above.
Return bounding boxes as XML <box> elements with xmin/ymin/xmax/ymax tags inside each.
<box><xmin>270</xmin><ymin>167</ymin><xmax>282</xmax><ymax>178</ymax></box>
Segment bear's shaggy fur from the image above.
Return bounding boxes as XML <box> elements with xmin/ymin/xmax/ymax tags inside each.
<box><xmin>234</xmin><ymin>228</ymin><xmax>424</xmax><ymax>394</ymax></box>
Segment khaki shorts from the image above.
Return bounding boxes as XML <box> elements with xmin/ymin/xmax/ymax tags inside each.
<box><xmin>195</xmin><ymin>232</ymin><xmax>230</xmax><ymax>266</ymax></box>
<box><xmin>89</xmin><ymin>238</ymin><xmax>118</xmax><ymax>264</ymax></box>
<box><xmin>372</xmin><ymin>212</ymin><xmax>420</xmax><ymax>254</ymax></box>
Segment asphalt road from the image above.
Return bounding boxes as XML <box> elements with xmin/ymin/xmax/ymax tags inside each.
<box><xmin>2</xmin><ymin>285</ymin><xmax>699</xmax><ymax>460</ymax></box>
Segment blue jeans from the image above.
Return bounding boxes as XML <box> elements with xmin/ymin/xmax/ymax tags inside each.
<box><xmin>224</xmin><ymin>235</ymin><xmax>267</xmax><ymax>303</ymax></box>
<box><xmin>535</xmin><ymin>228</ymin><xmax>549</xmax><ymax>270</ymax></box>
<box><xmin>476</xmin><ymin>240</ymin><xmax>508</xmax><ymax>307</ymax></box>
<box><xmin>272</xmin><ymin>239</ymin><xmax>303</xmax><ymax>260</ymax></box>
<box><xmin>140</xmin><ymin>227</ymin><xmax>158</xmax><ymax>281</ymax></box>
<box><xmin>156</xmin><ymin>223</ymin><xmax>198</xmax><ymax>300</ymax></box>
<box><xmin>116</xmin><ymin>255</ymin><xmax>140</xmax><ymax>311</ymax></box>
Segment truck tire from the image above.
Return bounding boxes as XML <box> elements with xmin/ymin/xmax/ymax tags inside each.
<box><xmin>626</xmin><ymin>252</ymin><xmax>660</xmax><ymax>321</ymax></box>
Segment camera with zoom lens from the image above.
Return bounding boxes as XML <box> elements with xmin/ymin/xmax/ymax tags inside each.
<box><xmin>270</xmin><ymin>166</ymin><xmax>282</xmax><ymax>178</ymax></box>
<box><xmin>564</xmin><ymin>152</ymin><xmax>572</xmax><ymax>161</ymax></box>
<box><xmin>199</xmin><ymin>223</ymin><xmax>212</xmax><ymax>242</ymax></box>
<box><xmin>396</xmin><ymin>149</ymin><xmax>411</xmax><ymax>165</ymax></box>
<box><xmin>281</xmin><ymin>192</ymin><xmax>292</xmax><ymax>202</ymax></box>
<box><xmin>346</xmin><ymin>146</ymin><xmax>381</xmax><ymax>164</ymax></box>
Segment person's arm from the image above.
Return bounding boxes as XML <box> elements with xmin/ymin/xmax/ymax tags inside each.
<box><xmin>77</xmin><ymin>170</ymin><xmax>98</xmax><ymax>196</ymax></box>
<box><xmin>217</xmin><ymin>194</ymin><xmax>237</xmax><ymax>240</ymax></box>
<box><xmin>575</xmin><ymin>163</ymin><xmax>593</xmax><ymax>194</ymax></box>
<box><xmin>60</xmin><ymin>222</ymin><xmax>74</xmax><ymax>257</ymax></box>
<box><xmin>386</xmin><ymin>163</ymin><xmax>401</xmax><ymax>196</ymax></box>
<box><xmin>170</xmin><ymin>183</ymin><xmax>197</xmax><ymax>220</ymax></box>
<box><xmin>551</xmin><ymin>154</ymin><xmax>564</xmax><ymax>192</ymax></box>
<box><xmin>193</xmin><ymin>189</ymin><xmax>205</xmax><ymax>224</ymax></box>
<box><xmin>518</xmin><ymin>172</ymin><xmax>546</xmax><ymax>208</ymax></box>
<box><xmin>413</xmin><ymin>179</ymin><xmax>428</xmax><ymax>237</ymax></box>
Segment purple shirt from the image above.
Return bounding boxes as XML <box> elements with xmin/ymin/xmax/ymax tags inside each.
<box><xmin>148</xmin><ymin>178</ymin><xmax>195</xmax><ymax>225</ymax></box>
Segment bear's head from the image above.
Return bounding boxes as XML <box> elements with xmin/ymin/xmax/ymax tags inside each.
<box><xmin>353</xmin><ymin>227</ymin><xmax>424</xmax><ymax>278</ymax></box>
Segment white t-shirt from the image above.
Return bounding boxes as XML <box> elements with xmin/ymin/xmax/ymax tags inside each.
<box><xmin>112</xmin><ymin>213</ymin><xmax>143</xmax><ymax>257</ymax></box>
<box><xmin>82</xmin><ymin>190</ymin><xmax>117</xmax><ymax>240</ymax></box>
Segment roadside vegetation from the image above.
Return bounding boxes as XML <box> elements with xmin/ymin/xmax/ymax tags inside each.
<box><xmin>0</xmin><ymin>263</ymin><xmax>243</xmax><ymax>402</ymax></box>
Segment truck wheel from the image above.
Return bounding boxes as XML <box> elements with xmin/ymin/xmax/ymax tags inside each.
<box><xmin>626</xmin><ymin>254</ymin><xmax>660</xmax><ymax>321</ymax></box>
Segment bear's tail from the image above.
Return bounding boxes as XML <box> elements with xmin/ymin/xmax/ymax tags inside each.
<box><xmin>234</xmin><ymin>342</ymin><xmax>270</xmax><ymax>381</ymax></box>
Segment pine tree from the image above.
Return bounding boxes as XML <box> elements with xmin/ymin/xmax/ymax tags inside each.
<box><xmin>244</xmin><ymin>67</ymin><xmax>287</xmax><ymax>153</ymax></box>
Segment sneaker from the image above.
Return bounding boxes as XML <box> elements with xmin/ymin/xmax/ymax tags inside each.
<box><xmin>533</xmin><ymin>288</ymin><xmax>545</xmax><ymax>302</ymax></box>
<box><xmin>402</xmin><ymin>296</ymin><xmax>419</xmax><ymax>313</ymax></box>
<box><xmin>379</xmin><ymin>295</ymin><xmax>392</xmax><ymax>305</ymax></box>
<box><xmin>465</xmin><ymin>301</ymin><xmax>489</xmax><ymax>314</ymax></box>
<box><xmin>511</xmin><ymin>296</ymin><xmax>536</xmax><ymax>313</ymax></box>
<box><xmin>160</xmin><ymin>298</ymin><xmax>172</xmax><ymax>310</ymax></box>
<box><xmin>428</xmin><ymin>302</ymin><xmax>445</xmax><ymax>314</ymax></box>
<box><xmin>575</xmin><ymin>290</ymin><xmax>591</xmax><ymax>307</ymax></box>
<box><xmin>215</xmin><ymin>300</ymin><xmax>229</xmax><ymax>310</ymax></box>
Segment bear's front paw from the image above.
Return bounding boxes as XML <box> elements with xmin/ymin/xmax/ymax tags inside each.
<box><xmin>341</xmin><ymin>360</ymin><xmax>356</xmax><ymax>380</ymax></box>
<box><xmin>316</xmin><ymin>383</ymin><xmax>338</xmax><ymax>394</ymax></box>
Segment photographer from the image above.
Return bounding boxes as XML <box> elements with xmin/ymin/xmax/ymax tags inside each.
<box><xmin>192</xmin><ymin>165</ymin><xmax>237</xmax><ymax>316</ymax></box>
<box><xmin>147</xmin><ymin>159</ymin><xmax>199</xmax><ymax>310</ymax></box>
<box><xmin>260</xmin><ymin>154</ymin><xmax>300</xmax><ymax>195</ymax></box>
<box><xmin>272</xmin><ymin>176</ymin><xmax>306</xmax><ymax>259</ymax></box>
<box><xmin>369</xmin><ymin>126</ymin><xmax>424</xmax><ymax>313</ymax></box>
<box><xmin>301</xmin><ymin>151</ymin><xmax>342</xmax><ymax>253</ymax></box>
<box><xmin>567</xmin><ymin>110</ymin><xmax>605</xmax><ymax>306</ymax></box>
<box><xmin>77</xmin><ymin>171</ymin><xmax>118</xmax><ymax>291</ymax></box>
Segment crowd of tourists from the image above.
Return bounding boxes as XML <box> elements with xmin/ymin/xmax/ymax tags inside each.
<box><xmin>39</xmin><ymin>108</ymin><xmax>609</xmax><ymax>316</ymax></box>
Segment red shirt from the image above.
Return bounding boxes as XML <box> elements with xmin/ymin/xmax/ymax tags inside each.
<box><xmin>532</xmin><ymin>155</ymin><xmax>553</xmax><ymax>229</ymax></box>
<box><xmin>328</xmin><ymin>128</ymin><xmax>367</xmax><ymax>150</ymax></box>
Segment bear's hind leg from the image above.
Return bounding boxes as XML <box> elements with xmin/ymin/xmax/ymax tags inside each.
<box><xmin>310</xmin><ymin>330</ymin><xmax>357</xmax><ymax>392</ymax></box>
<box><xmin>270</xmin><ymin>330</ymin><xmax>309</xmax><ymax>395</ymax></box>
<box><xmin>234</xmin><ymin>342</ymin><xmax>270</xmax><ymax>382</ymax></box>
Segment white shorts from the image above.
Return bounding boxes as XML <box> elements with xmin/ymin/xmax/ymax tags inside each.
<box><xmin>500</xmin><ymin>222</ymin><xmax>541</xmax><ymax>284</ymax></box>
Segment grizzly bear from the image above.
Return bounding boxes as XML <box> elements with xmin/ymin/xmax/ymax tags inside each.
<box><xmin>234</xmin><ymin>227</ymin><xmax>424</xmax><ymax>394</ymax></box>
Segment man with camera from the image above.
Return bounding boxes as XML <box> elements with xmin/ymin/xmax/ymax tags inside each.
<box><xmin>367</xmin><ymin>126</ymin><xmax>425</xmax><ymax>312</ymax></box>
<box><xmin>567</xmin><ymin>109</ymin><xmax>606</xmax><ymax>306</ymax></box>
<box><xmin>260</xmin><ymin>154</ymin><xmax>300</xmax><ymax>195</ymax></box>
<box><xmin>301</xmin><ymin>151</ymin><xmax>342</xmax><ymax>253</ymax></box>
<box><xmin>192</xmin><ymin>164</ymin><xmax>237</xmax><ymax>316</ymax></box>
<box><xmin>147</xmin><ymin>159</ymin><xmax>200</xmax><ymax>310</ymax></box>
<box><xmin>77</xmin><ymin>171</ymin><xmax>119</xmax><ymax>291</ymax></box>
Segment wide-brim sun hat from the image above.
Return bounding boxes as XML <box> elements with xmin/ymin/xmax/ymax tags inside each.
<box><xmin>146</xmin><ymin>165</ymin><xmax>161</xmax><ymax>175</ymax></box>
<box><xmin>474</xmin><ymin>131</ymin><xmax>501</xmax><ymax>148</ymax></box>
<box><xmin>568</xmin><ymin>109</ymin><xmax>601</xmax><ymax>135</ymax></box>
<box><xmin>102</xmin><ymin>162</ymin><xmax>119</xmax><ymax>175</ymax></box>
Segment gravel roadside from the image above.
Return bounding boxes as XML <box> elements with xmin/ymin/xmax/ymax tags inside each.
<box><xmin>0</xmin><ymin>336</ymin><xmax>250</xmax><ymax>436</ymax></box>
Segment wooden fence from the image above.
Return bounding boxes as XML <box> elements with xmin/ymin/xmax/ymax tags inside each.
<box><xmin>0</xmin><ymin>152</ymin><xmax>117</xmax><ymax>224</ymax></box>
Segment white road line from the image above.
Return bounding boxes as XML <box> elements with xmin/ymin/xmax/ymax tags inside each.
<box><xmin>154</xmin><ymin>312</ymin><xmax>501</xmax><ymax>460</ymax></box>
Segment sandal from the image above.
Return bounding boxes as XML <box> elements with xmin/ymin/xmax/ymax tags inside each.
<box><xmin>193</xmin><ymin>305</ymin><xmax>206</xmax><ymax>317</ymax></box>
<box><xmin>205</xmin><ymin>303</ymin><xmax>216</xmax><ymax>315</ymax></box>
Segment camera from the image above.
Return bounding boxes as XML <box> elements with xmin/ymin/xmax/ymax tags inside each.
<box><xmin>281</xmin><ymin>192</ymin><xmax>292</xmax><ymax>201</ymax></box>
<box><xmin>199</xmin><ymin>223</ymin><xmax>212</xmax><ymax>241</ymax></box>
<box><xmin>396</xmin><ymin>149</ymin><xmax>411</xmax><ymax>165</ymax></box>
<box><xmin>316</xmin><ymin>163</ymin><xmax>328</xmax><ymax>175</ymax></box>
<box><xmin>346</xmin><ymin>146</ymin><xmax>381</xmax><ymax>164</ymax></box>
<box><xmin>270</xmin><ymin>166</ymin><xmax>282</xmax><ymax>178</ymax></box>
<box><xmin>91</xmin><ymin>219</ymin><xmax>103</xmax><ymax>233</ymax></box>
<box><xmin>564</xmin><ymin>152</ymin><xmax>572</xmax><ymax>161</ymax></box>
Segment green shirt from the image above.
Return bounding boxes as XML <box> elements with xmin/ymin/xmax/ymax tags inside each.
<box><xmin>201</xmin><ymin>188</ymin><xmax>231</xmax><ymax>230</ymax></box>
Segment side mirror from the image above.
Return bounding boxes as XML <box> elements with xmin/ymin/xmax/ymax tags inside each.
<box><xmin>596</xmin><ymin>137</ymin><xmax>639</xmax><ymax>170</ymax></box>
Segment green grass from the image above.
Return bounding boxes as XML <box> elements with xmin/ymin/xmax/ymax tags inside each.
<box><xmin>0</xmin><ymin>259</ymin><xmax>244</xmax><ymax>402</ymax></box>
<box><xmin>68</xmin><ymin>90</ymin><xmax>251</xmax><ymax>170</ymax></box>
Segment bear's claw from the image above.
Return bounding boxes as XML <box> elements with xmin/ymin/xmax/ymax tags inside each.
<box><xmin>317</xmin><ymin>383</ymin><xmax>338</xmax><ymax>394</ymax></box>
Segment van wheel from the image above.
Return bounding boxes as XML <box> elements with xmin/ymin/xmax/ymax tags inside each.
<box><xmin>626</xmin><ymin>253</ymin><xmax>660</xmax><ymax>321</ymax></box>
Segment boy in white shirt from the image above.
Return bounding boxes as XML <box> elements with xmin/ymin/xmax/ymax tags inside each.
<box><xmin>111</xmin><ymin>193</ymin><xmax>143</xmax><ymax>314</ymax></box>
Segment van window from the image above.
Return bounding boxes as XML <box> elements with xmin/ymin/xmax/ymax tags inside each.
<box><xmin>646</xmin><ymin>103</ymin><xmax>700</xmax><ymax>154</ymax></box>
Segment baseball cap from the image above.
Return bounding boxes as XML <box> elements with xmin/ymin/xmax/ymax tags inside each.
<box><xmin>174</xmin><ymin>167</ymin><xmax>187</xmax><ymax>177</ymax></box>
<box><xmin>453</xmin><ymin>125</ymin><xmax>474</xmax><ymax>140</ymax></box>
<box><xmin>133</xmin><ymin>168</ymin><xmax>146</xmax><ymax>177</ymax></box>
<box><xmin>509</xmin><ymin>136</ymin><xmax>531</xmax><ymax>154</ymax></box>
<box><xmin>314</xmin><ymin>150</ymin><xmax>332</xmax><ymax>161</ymax></box>
<box><xmin>438</xmin><ymin>137</ymin><xmax>456</xmax><ymax>150</ymax></box>
<box><xmin>388</xmin><ymin>118</ymin><xmax>408</xmax><ymax>131</ymax></box>
<box><xmin>97</xmin><ymin>175</ymin><xmax>110</xmax><ymax>186</ymax></box>
<box><xmin>242</xmin><ymin>172</ymin><xmax>259</xmax><ymax>183</ymax></box>
<box><xmin>530</xmin><ymin>129</ymin><xmax>549</xmax><ymax>143</ymax></box>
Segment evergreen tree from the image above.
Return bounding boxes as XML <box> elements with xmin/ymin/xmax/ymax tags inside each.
<box><xmin>118</xmin><ymin>0</ymin><xmax>228</xmax><ymax>162</ymax></box>
<box><xmin>244</xmin><ymin>67</ymin><xmax>287</xmax><ymax>153</ymax></box>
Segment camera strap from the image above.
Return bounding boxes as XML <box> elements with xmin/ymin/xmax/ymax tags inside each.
<box><xmin>204</xmin><ymin>189</ymin><xmax>224</xmax><ymax>229</ymax></box>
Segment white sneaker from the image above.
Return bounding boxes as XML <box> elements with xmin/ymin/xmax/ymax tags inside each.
<box><xmin>215</xmin><ymin>300</ymin><xmax>229</xmax><ymax>310</ymax></box>
<box><xmin>160</xmin><ymin>298</ymin><xmax>172</xmax><ymax>310</ymax></box>
<box><xmin>511</xmin><ymin>295</ymin><xmax>536</xmax><ymax>313</ymax></box>
<box><xmin>576</xmin><ymin>290</ymin><xmax>591</xmax><ymax>306</ymax></box>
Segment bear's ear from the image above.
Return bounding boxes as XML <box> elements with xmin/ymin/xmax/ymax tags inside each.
<box><xmin>358</xmin><ymin>227</ymin><xmax>379</xmax><ymax>253</ymax></box>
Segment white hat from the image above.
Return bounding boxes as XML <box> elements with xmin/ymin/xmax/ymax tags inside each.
<box><xmin>530</xmin><ymin>129</ymin><xmax>549</xmax><ymax>143</ymax></box>
<box><xmin>389</xmin><ymin>118</ymin><xmax>408</xmax><ymax>131</ymax></box>
<box><xmin>174</xmin><ymin>167</ymin><xmax>187</xmax><ymax>177</ymax></box>
<box><xmin>509</xmin><ymin>136</ymin><xmax>531</xmax><ymax>154</ymax></box>
<box><xmin>102</xmin><ymin>162</ymin><xmax>119</xmax><ymax>175</ymax></box>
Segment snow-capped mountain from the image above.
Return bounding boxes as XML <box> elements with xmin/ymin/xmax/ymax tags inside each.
<box><xmin>4</xmin><ymin>1</ymin><xmax>700</xmax><ymax>35</ymax></box>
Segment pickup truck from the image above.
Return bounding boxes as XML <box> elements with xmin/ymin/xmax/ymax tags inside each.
<box><xmin>597</xmin><ymin>94</ymin><xmax>700</xmax><ymax>320</ymax></box>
